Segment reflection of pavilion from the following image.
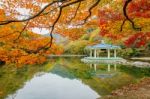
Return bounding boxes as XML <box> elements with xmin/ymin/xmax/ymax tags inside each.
<box><xmin>89</xmin><ymin>64</ymin><xmax>118</xmax><ymax>78</ymax></box>
<box><xmin>90</xmin><ymin>64</ymin><xmax>117</xmax><ymax>72</ymax></box>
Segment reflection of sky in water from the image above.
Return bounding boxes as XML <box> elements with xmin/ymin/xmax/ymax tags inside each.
<box><xmin>3</xmin><ymin>58</ymin><xmax>150</xmax><ymax>99</ymax></box>
<box><xmin>7</xmin><ymin>73</ymin><xmax>100</xmax><ymax>99</ymax></box>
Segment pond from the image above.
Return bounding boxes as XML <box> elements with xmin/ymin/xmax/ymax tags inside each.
<box><xmin>0</xmin><ymin>58</ymin><xmax>150</xmax><ymax>99</ymax></box>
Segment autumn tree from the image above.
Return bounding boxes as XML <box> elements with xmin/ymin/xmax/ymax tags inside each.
<box><xmin>0</xmin><ymin>0</ymin><xmax>142</xmax><ymax>48</ymax></box>
<box><xmin>98</xmin><ymin>0</ymin><xmax>150</xmax><ymax>47</ymax></box>
<box><xmin>0</xmin><ymin>8</ymin><xmax>63</xmax><ymax>66</ymax></box>
<box><xmin>0</xmin><ymin>0</ymin><xmax>149</xmax><ymax>64</ymax></box>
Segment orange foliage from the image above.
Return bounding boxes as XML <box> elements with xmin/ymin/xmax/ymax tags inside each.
<box><xmin>98</xmin><ymin>0</ymin><xmax>150</xmax><ymax>45</ymax></box>
<box><xmin>0</xmin><ymin>9</ymin><xmax>64</xmax><ymax>66</ymax></box>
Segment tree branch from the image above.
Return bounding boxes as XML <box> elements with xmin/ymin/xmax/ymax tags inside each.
<box><xmin>0</xmin><ymin>1</ymin><xmax>58</xmax><ymax>25</ymax></box>
<box><xmin>67</xmin><ymin>1</ymin><xmax>81</xmax><ymax>23</ymax></box>
<box><xmin>29</xmin><ymin>0</ymin><xmax>87</xmax><ymax>53</ymax></box>
<box><xmin>0</xmin><ymin>0</ymin><xmax>102</xmax><ymax>54</ymax></box>
<box><xmin>76</xmin><ymin>0</ymin><xmax>100</xmax><ymax>25</ymax></box>
<box><xmin>34</xmin><ymin>0</ymin><xmax>85</xmax><ymax>53</ymax></box>
<box><xmin>120</xmin><ymin>19</ymin><xmax>126</xmax><ymax>31</ymax></box>
<box><xmin>0</xmin><ymin>22</ymin><xmax>28</xmax><ymax>39</ymax></box>
<box><xmin>14</xmin><ymin>21</ymin><xmax>29</xmax><ymax>42</ymax></box>
<box><xmin>123</xmin><ymin>0</ymin><xmax>141</xmax><ymax>31</ymax></box>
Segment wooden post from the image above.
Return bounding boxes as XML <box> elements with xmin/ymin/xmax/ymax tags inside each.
<box><xmin>107</xmin><ymin>49</ymin><xmax>110</xmax><ymax>58</ymax></box>
<box><xmin>114</xmin><ymin>49</ymin><xmax>117</xmax><ymax>58</ymax></box>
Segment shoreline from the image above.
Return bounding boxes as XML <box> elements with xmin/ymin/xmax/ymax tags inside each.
<box><xmin>102</xmin><ymin>77</ymin><xmax>150</xmax><ymax>99</ymax></box>
<box><xmin>130</xmin><ymin>57</ymin><xmax>150</xmax><ymax>61</ymax></box>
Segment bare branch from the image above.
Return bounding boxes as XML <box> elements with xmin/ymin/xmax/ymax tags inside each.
<box><xmin>34</xmin><ymin>0</ymin><xmax>84</xmax><ymax>53</ymax></box>
<box><xmin>35</xmin><ymin>7</ymin><xmax>63</xmax><ymax>53</ymax></box>
<box><xmin>67</xmin><ymin>1</ymin><xmax>81</xmax><ymax>23</ymax></box>
<box><xmin>76</xmin><ymin>0</ymin><xmax>100</xmax><ymax>25</ymax></box>
<box><xmin>0</xmin><ymin>22</ymin><xmax>28</xmax><ymax>39</ymax></box>
<box><xmin>26</xmin><ymin>0</ymin><xmax>86</xmax><ymax>53</ymax></box>
<box><xmin>120</xmin><ymin>19</ymin><xmax>126</xmax><ymax>31</ymax></box>
<box><xmin>0</xmin><ymin>0</ymin><xmax>102</xmax><ymax>54</ymax></box>
<box><xmin>0</xmin><ymin>1</ymin><xmax>58</xmax><ymax>25</ymax></box>
<box><xmin>49</xmin><ymin>8</ymin><xmax>62</xmax><ymax>47</ymax></box>
<box><xmin>0</xmin><ymin>31</ymin><xmax>18</xmax><ymax>38</ymax></box>
<box><xmin>14</xmin><ymin>21</ymin><xmax>29</xmax><ymax>42</ymax></box>
<box><xmin>123</xmin><ymin>0</ymin><xmax>141</xmax><ymax>31</ymax></box>
<box><xmin>84</xmin><ymin>0</ymin><xmax>100</xmax><ymax>23</ymax></box>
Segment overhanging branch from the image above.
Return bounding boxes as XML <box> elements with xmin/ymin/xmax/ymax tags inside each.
<box><xmin>0</xmin><ymin>1</ymin><xmax>58</xmax><ymax>25</ymax></box>
<box><xmin>122</xmin><ymin>0</ymin><xmax>141</xmax><ymax>31</ymax></box>
<box><xmin>76</xmin><ymin>0</ymin><xmax>100</xmax><ymax>25</ymax></box>
<box><xmin>0</xmin><ymin>0</ymin><xmax>102</xmax><ymax>54</ymax></box>
<box><xmin>67</xmin><ymin>1</ymin><xmax>81</xmax><ymax>23</ymax></box>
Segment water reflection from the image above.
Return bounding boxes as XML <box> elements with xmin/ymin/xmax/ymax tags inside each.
<box><xmin>6</xmin><ymin>73</ymin><xmax>100</xmax><ymax>99</ymax></box>
<box><xmin>1</xmin><ymin>58</ymin><xmax>150</xmax><ymax>99</ymax></box>
<box><xmin>89</xmin><ymin>64</ymin><xmax>118</xmax><ymax>79</ymax></box>
<box><xmin>89</xmin><ymin>64</ymin><xmax>117</xmax><ymax>72</ymax></box>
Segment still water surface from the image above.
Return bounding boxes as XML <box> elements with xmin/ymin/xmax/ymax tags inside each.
<box><xmin>0</xmin><ymin>58</ymin><xmax>150</xmax><ymax>99</ymax></box>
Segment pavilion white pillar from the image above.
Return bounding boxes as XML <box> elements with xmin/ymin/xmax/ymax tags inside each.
<box><xmin>108</xmin><ymin>64</ymin><xmax>110</xmax><ymax>72</ymax></box>
<box><xmin>107</xmin><ymin>49</ymin><xmax>110</xmax><ymax>58</ymax></box>
<box><xmin>90</xmin><ymin>64</ymin><xmax>92</xmax><ymax>68</ymax></box>
<box><xmin>94</xmin><ymin>64</ymin><xmax>97</xmax><ymax>71</ymax></box>
<box><xmin>94</xmin><ymin>49</ymin><xmax>97</xmax><ymax>58</ymax></box>
<box><xmin>90</xmin><ymin>49</ymin><xmax>92</xmax><ymax>57</ymax></box>
<box><xmin>114</xmin><ymin>49</ymin><xmax>117</xmax><ymax>58</ymax></box>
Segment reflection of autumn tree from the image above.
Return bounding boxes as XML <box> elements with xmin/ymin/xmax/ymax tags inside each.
<box><xmin>0</xmin><ymin>62</ymin><xmax>53</xmax><ymax>99</ymax></box>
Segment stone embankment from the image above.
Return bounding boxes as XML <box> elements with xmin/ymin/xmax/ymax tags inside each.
<box><xmin>118</xmin><ymin>59</ymin><xmax>150</xmax><ymax>68</ymax></box>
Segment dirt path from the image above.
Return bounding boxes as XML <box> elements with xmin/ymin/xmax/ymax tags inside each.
<box><xmin>102</xmin><ymin>78</ymin><xmax>150</xmax><ymax>99</ymax></box>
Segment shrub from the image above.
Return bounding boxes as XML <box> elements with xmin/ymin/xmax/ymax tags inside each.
<box><xmin>64</xmin><ymin>40</ymin><xmax>89</xmax><ymax>54</ymax></box>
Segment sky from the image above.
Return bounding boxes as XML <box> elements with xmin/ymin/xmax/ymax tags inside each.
<box><xmin>32</xmin><ymin>28</ymin><xmax>49</xmax><ymax>35</ymax></box>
